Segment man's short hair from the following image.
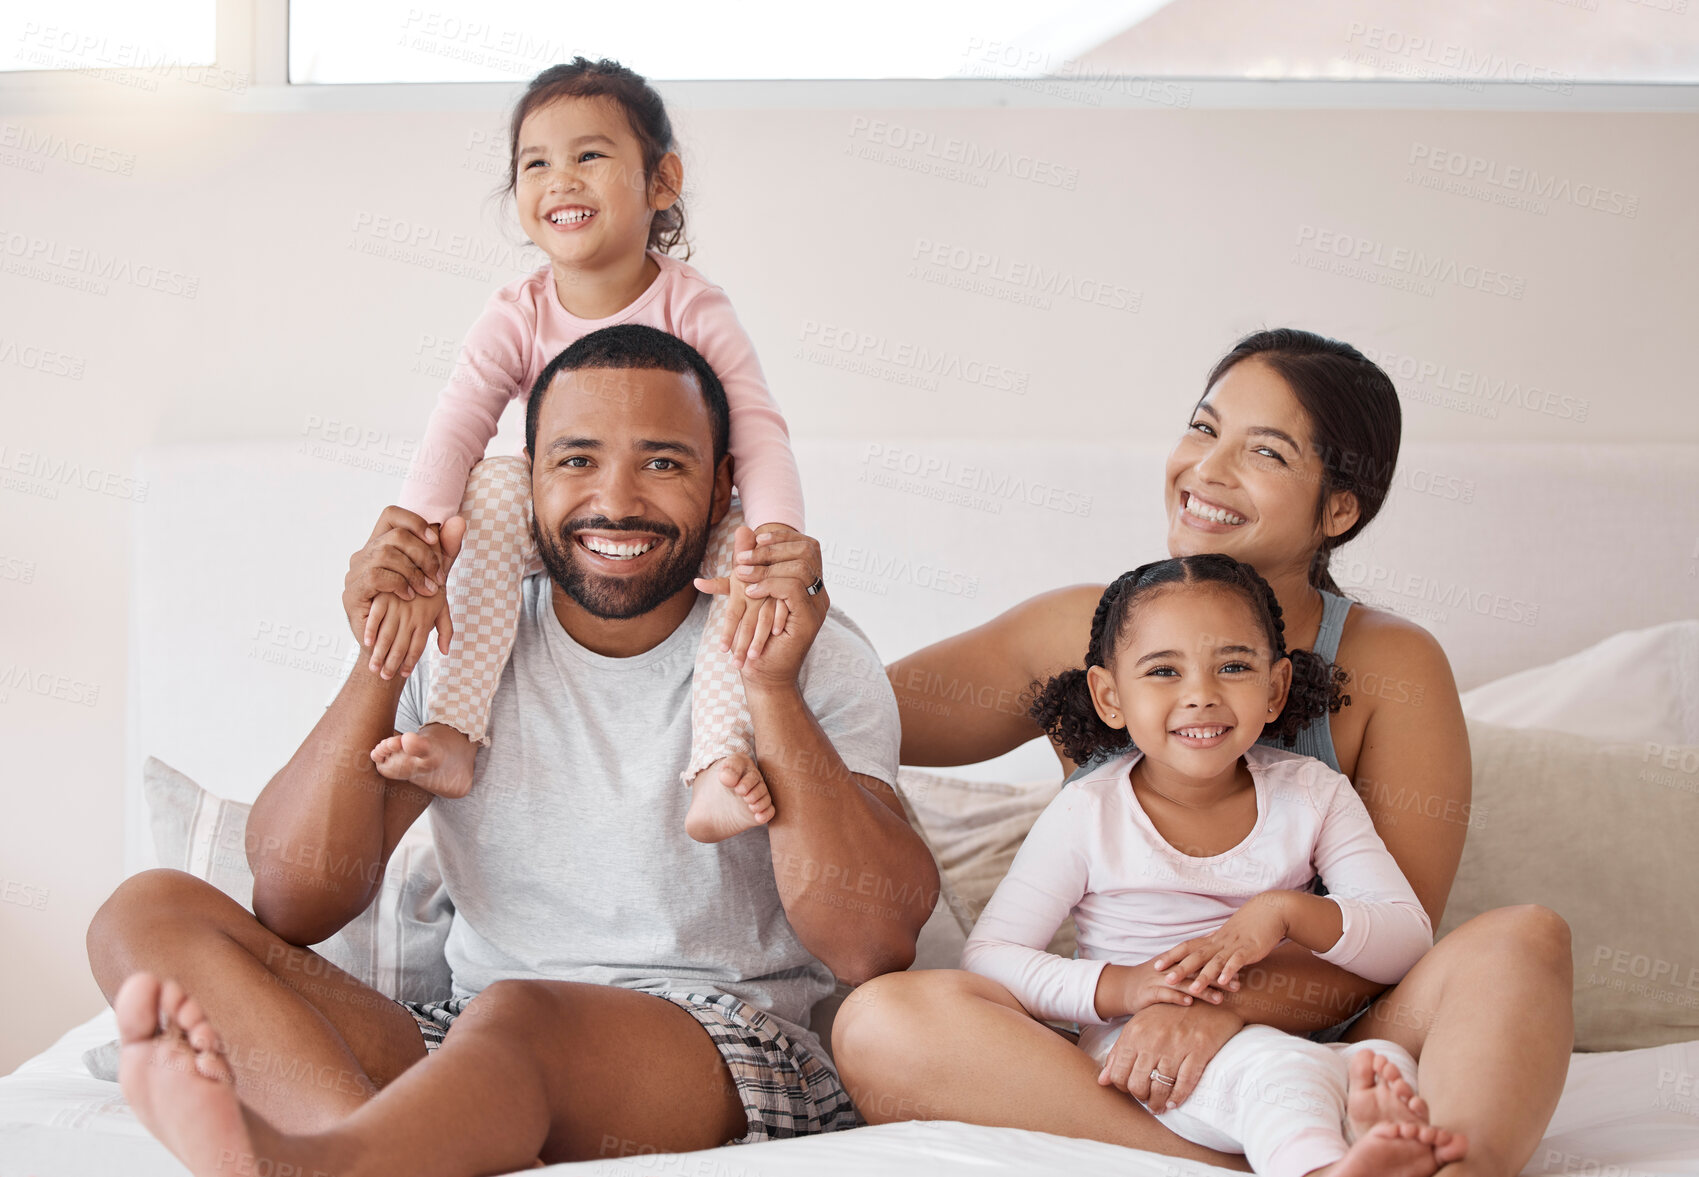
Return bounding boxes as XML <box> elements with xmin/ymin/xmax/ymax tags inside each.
<box><xmin>524</xmin><ymin>325</ymin><xmax>731</xmax><ymax>465</ymax></box>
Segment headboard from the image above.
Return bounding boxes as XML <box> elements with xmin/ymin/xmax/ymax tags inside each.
<box><xmin>127</xmin><ymin>439</ymin><xmax>1699</xmax><ymax>872</ymax></box>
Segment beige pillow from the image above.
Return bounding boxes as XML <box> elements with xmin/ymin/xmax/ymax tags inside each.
<box><xmin>1439</xmin><ymin>720</ymin><xmax>1699</xmax><ymax>1051</ymax></box>
<box><xmin>143</xmin><ymin>756</ymin><xmax>455</xmax><ymax>1003</ymax></box>
<box><xmin>895</xmin><ymin>768</ymin><xmax>1077</xmax><ymax>960</ymax></box>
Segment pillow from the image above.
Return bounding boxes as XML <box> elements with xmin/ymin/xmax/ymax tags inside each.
<box><xmin>895</xmin><ymin>768</ymin><xmax>1077</xmax><ymax>960</ymax></box>
<box><xmin>143</xmin><ymin>756</ymin><xmax>455</xmax><ymax>1004</ymax></box>
<box><xmin>1460</xmin><ymin>620</ymin><xmax>1699</xmax><ymax>746</ymax></box>
<box><xmin>1438</xmin><ymin>720</ymin><xmax>1699</xmax><ymax>1052</ymax></box>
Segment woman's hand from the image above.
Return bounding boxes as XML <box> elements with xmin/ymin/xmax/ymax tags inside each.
<box><xmin>1097</xmin><ymin>999</ymin><xmax>1245</xmax><ymax>1112</ymax></box>
<box><xmin>1154</xmin><ymin>892</ymin><xmax>1291</xmax><ymax>995</ymax></box>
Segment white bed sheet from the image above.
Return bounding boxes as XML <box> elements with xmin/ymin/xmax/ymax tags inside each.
<box><xmin>5</xmin><ymin>1011</ymin><xmax>1696</xmax><ymax>1177</ymax></box>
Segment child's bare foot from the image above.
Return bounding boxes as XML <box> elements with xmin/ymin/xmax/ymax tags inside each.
<box><xmin>1312</xmin><ymin>1120</ymin><xmax>1457</xmax><ymax>1177</ymax></box>
<box><xmin>115</xmin><ymin>972</ymin><xmax>256</xmax><ymax>1177</ymax></box>
<box><xmin>685</xmin><ymin>754</ymin><xmax>774</xmax><ymax>843</ymax></box>
<box><xmin>371</xmin><ymin>722</ymin><xmax>477</xmax><ymax>798</ymax></box>
<box><xmin>1342</xmin><ymin>1047</ymin><xmax>1468</xmax><ymax>1166</ymax></box>
<box><xmin>1344</xmin><ymin>1047</ymin><xmax>1426</xmax><ymax>1136</ymax></box>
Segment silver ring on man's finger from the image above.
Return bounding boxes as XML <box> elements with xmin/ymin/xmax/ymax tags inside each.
<box><xmin>805</xmin><ymin>574</ymin><xmax>824</xmax><ymax>596</ymax></box>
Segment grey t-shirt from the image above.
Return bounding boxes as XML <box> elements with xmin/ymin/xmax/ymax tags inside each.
<box><xmin>393</xmin><ymin>573</ymin><xmax>901</xmax><ymax>1055</ymax></box>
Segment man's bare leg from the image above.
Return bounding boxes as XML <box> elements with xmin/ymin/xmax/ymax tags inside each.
<box><xmin>1343</xmin><ymin>905</ymin><xmax>1573</xmax><ymax>1177</ymax></box>
<box><xmin>831</xmin><ymin>969</ymin><xmax>1249</xmax><ymax>1169</ymax></box>
<box><xmin>118</xmin><ymin>973</ymin><xmax>750</xmax><ymax>1177</ymax></box>
<box><xmin>88</xmin><ymin>869</ymin><xmax>428</xmax><ymax>1131</ymax></box>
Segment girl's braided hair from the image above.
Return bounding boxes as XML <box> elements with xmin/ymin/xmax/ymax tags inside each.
<box><xmin>1028</xmin><ymin>554</ymin><xmax>1350</xmax><ymax>767</ymax></box>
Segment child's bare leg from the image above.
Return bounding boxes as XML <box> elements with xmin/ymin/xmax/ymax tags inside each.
<box><xmin>685</xmin><ymin>753</ymin><xmax>775</xmax><ymax>843</ymax></box>
<box><xmin>375</xmin><ymin>456</ymin><xmax>539</xmax><ymax>797</ymax></box>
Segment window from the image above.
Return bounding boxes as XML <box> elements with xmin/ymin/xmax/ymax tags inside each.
<box><xmin>289</xmin><ymin>0</ymin><xmax>1699</xmax><ymax>86</ymax></box>
<box><xmin>3</xmin><ymin>0</ymin><xmax>215</xmax><ymax>75</ymax></box>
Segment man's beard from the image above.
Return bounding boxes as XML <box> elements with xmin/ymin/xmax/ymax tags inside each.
<box><xmin>533</xmin><ymin>510</ymin><xmax>709</xmax><ymax>620</ymax></box>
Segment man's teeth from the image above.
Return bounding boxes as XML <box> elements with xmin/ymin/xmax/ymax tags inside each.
<box><xmin>1185</xmin><ymin>495</ymin><xmax>1246</xmax><ymax>525</ymax></box>
<box><xmin>580</xmin><ymin>535</ymin><xmax>655</xmax><ymax>559</ymax></box>
<box><xmin>1174</xmin><ymin>725</ymin><xmax>1229</xmax><ymax>739</ymax></box>
<box><xmin>549</xmin><ymin>209</ymin><xmax>594</xmax><ymax>225</ymax></box>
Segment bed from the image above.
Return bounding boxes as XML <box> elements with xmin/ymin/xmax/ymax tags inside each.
<box><xmin>4</xmin><ymin>438</ymin><xmax>1697</xmax><ymax>1176</ymax></box>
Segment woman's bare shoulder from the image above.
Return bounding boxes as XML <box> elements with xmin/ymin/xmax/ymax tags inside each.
<box><xmin>1006</xmin><ymin>583</ymin><xmax>1105</xmax><ymax>668</ymax></box>
<box><xmin>1334</xmin><ymin>598</ymin><xmax>1462</xmax><ymax>715</ymax></box>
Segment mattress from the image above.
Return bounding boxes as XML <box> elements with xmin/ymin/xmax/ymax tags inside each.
<box><xmin>5</xmin><ymin>1011</ymin><xmax>1697</xmax><ymax>1176</ymax></box>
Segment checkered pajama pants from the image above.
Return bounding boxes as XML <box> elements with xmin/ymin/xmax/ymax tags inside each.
<box><xmin>423</xmin><ymin>455</ymin><xmax>751</xmax><ymax>785</ymax></box>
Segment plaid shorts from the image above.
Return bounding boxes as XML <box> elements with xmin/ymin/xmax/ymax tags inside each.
<box><xmin>397</xmin><ymin>989</ymin><xmax>862</xmax><ymax>1145</ymax></box>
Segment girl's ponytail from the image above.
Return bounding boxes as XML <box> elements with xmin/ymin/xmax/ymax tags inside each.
<box><xmin>1029</xmin><ymin>667</ymin><xmax>1126</xmax><ymax>768</ymax></box>
<box><xmin>1028</xmin><ymin>565</ymin><xmax>1156</xmax><ymax>767</ymax></box>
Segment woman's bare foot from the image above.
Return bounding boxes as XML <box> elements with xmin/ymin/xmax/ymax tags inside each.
<box><xmin>371</xmin><ymin>722</ymin><xmax>477</xmax><ymax>798</ymax></box>
<box><xmin>115</xmin><ymin>972</ymin><xmax>258</xmax><ymax>1177</ymax></box>
<box><xmin>685</xmin><ymin>754</ymin><xmax>775</xmax><ymax>843</ymax></box>
<box><xmin>1314</xmin><ymin>1121</ymin><xmax>1457</xmax><ymax>1177</ymax></box>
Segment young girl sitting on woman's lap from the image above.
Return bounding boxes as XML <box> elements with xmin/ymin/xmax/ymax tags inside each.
<box><xmin>964</xmin><ymin>554</ymin><xmax>1469</xmax><ymax>1177</ymax></box>
<box><xmin>351</xmin><ymin>59</ymin><xmax>801</xmax><ymax>842</ymax></box>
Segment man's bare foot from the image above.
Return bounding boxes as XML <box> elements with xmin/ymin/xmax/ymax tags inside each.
<box><xmin>1312</xmin><ymin>1121</ymin><xmax>1460</xmax><ymax>1177</ymax></box>
<box><xmin>372</xmin><ymin>722</ymin><xmax>477</xmax><ymax>798</ymax></box>
<box><xmin>115</xmin><ymin>972</ymin><xmax>258</xmax><ymax>1177</ymax></box>
<box><xmin>685</xmin><ymin>754</ymin><xmax>775</xmax><ymax>843</ymax></box>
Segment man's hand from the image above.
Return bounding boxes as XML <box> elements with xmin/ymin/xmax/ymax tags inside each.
<box><xmin>1097</xmin><ymin>999</ymin><xmax>1245</xmax><ymax>1112</ymax></box>
<box><xmin>694</xmin><ymin>525</ymin><xmax>826</xmax><ymax>693</ymax></box>
<box><xmin>342</xmin><ymin>507</ymin><xmax>466</xmax><ymax>665</ymax></box>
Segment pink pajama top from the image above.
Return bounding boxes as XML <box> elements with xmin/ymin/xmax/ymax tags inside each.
<box><xmin>963</xmin><ymin>744</ymin><xmax>1432</xmax><ymax>1027</ymax></box>
<box><xmin>398</xmin><ymin>251</ymin><xmax>803</xmax><ymax>531</ymax></box>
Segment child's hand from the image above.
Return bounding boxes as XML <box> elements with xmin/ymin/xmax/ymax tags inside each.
<box><xmin>732</xmin><ymin>524</ymin><xmax>799</xmax><ymax>662</ymax></box>
<box><xmin>364</xmin><ymin>589</ymin><xmax>452</xmax><ymax>680</ymax></box>
<box><xmin>1125</xmin><ymin>957</ymin><xmax>1225</xmax><ymax>1013</ymax></box>
<box><xmin>698</xmin><ymin>522</ymin><xmax>801</xmax><ymax>667</ymax></box>
<box><xmin>1153</xmin><ymin>893</ymin><xmax>1290</xmax><ymax>995</ymax></box>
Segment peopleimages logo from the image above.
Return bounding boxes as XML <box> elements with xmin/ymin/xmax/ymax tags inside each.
<box><xmin>858</xmin><ymin>443</ymin><xmax>1094</xmax><ymax>518</ymax></box>
<box><xmin>1294</xmin><ymin>225</ymin><xmax>1526</xmax><ymax>300</ymax></box>
<box><xmin>845</xmin><ymin>117</ymin><xmax>1081</xmax><ymax>191</ymax></box>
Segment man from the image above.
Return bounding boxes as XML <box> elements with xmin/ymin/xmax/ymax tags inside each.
<box><xmin>89</xmin><ymin>324</ymin><xmax>937</xmax><ymax>1176</ymax></box>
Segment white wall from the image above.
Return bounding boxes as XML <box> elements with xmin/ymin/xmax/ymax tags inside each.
<box><xmin>2</xmin><ymin>61</ymin><xmax>1695</xmax><ymax>1070</ymax></box>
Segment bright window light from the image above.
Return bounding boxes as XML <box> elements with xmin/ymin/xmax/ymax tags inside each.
<box><xmin>289</xmin><ymin>0</ymin><xmax>1699</xmax><ymax>86</ymax></box>
<box><xmin>289</xmin><ymin>1</ymin><xmax>1179</xmax><ymax>83</ymax></box>
<box><xmin>2</xmin><ymin>0</ymin><xmax>215</xmax><ymax>75</ymax></box>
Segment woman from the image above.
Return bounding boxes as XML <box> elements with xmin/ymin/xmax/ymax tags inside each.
<box><xmin>832</xmin><ymin>329</ymin><xmax>1572</xmax><ymax>1177</ymax></box>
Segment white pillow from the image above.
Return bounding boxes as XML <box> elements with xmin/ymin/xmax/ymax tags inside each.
<box><xmin>143</xmin><ymin>756</ymin><xmax>455</xmax><ymax>1003</ymax></box>
<box><xmin>1460</xmin><ymin>620</ymin><xmax>1699</xmax><ymax>745</ymax></box>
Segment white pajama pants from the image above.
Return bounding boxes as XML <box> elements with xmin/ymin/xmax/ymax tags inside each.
<box><xmin>1082</xmin><ymin>1022</ymin><xmax>1419</xmax><ymax>1177</ymax></box>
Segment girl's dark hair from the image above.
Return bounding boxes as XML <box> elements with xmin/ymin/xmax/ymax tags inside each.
<box><xmin>504</xmin><ymin>58</ymin><xmax>688</xmax><ymax>257</ymax></box>
<box><xmin>1202</xmin><ymin>329</ymin><xmax>1401</xmax><ymax>595</ymax></box>
<box><xmin>1029</xmin><ymin>554</ymin><xmax>1350</xmax><ymax>768</ymax></box>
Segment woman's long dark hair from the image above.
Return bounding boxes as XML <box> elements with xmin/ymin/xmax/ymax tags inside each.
<box><xmin>504</xmin><ymin>58</ymin><xmax>689</xmax><ymax>257</ymax></box>
<box><xmin>1029</xmin><ymin>554</ymin><xmax>1350</xmax><ymax>767</ymax></box>
<box><xmin>1202</xmin><ymin>329</ymin><xmax>1402</xmax><ymax>595</ymax></box>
